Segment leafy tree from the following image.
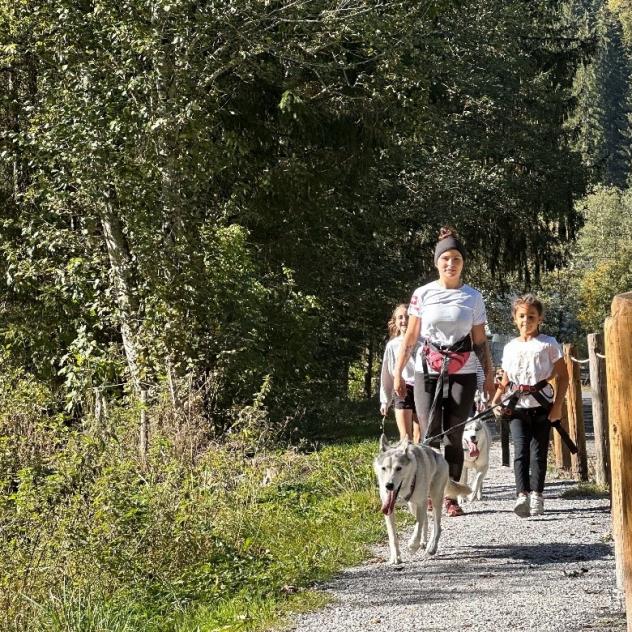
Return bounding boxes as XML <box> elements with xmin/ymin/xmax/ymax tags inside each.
<box><xmin>569</xmin><ymin>2</ymin><xmax>631</xmax><ymax>187</ymax></box>
<box><xmin>0</xmin><ymin>0</ymin><xmax>589</xmax><ymax>432</ymax></box>
<box><xmin>574</xmin><ymin>186</ymin><xmax>632</xmax><ymax>329</ymax></box>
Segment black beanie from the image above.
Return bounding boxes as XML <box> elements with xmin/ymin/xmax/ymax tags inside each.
<box><xmin>434</xmin><ymin>236</ymin><xmax>466</xmax><ymax>264</ymax></box>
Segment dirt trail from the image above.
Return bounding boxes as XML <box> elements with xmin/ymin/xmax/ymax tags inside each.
<box><xmin>287</xmin><ymin>437</ymin><xmax>626</xmax><ymax>632</ymax></box>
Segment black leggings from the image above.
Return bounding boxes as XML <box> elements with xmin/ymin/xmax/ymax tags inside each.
<box><xmin>414</xmin><ymin>372</ymin><xmax>477</xmax><ymax>480</ymax></box>
<box><xmin>509</xmin><ymin>408</ymin><xmax>550</xmax><ymax>495</ymax></box>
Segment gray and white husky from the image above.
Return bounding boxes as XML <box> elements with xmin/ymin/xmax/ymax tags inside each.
<box><xmin>374</xmin><ymin>435</ymin><xmax>471</xmax><ymax>564</ymax></box>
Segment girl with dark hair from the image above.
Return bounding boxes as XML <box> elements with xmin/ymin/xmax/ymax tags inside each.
<box><xmin>379</xmin><ymin>304</ymin><xmax>421</xmax><ymax>442</ymax></box>
<box><xmin>491</xmin><ymin>294</ymin><xmax>569</xmax><ymax>517</ymax></box>
<box><xmin>394</xmin><ymin>227</ymin><xmax>494</xmax><ymax>517</ymax></box>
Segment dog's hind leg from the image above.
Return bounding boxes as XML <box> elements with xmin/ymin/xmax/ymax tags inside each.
<box><xmin>384</xmin><ymin>513</ymin><xmax>402</xmax><ymax>564</ymax></box>
<box><xmin>407</xmin><ymin>501</ymin><xmax>427</xmax><ymax>554</ymax></box>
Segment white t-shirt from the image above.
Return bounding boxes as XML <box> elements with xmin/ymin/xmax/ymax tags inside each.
<box><xmin>379</xmin><ymin>335</ymin><xmax>418</xmax><ymax>405</ymax></box>
<box><xmin>408</xmin><ymin>281</ymin><xmax>487</xmax><ymax>374</ymax></box>
<box><xmin>501</xmin><ymin>334</ymin><xmax>563</xmax><ymax>408</ymax></box>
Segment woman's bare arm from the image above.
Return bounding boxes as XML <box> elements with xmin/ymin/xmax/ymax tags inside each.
<box><xmin>472</xmin><ymin>324</ymin><xmax>494</xmax><ymax>399</ymax></box>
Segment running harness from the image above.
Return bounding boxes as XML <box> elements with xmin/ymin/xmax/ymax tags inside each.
<box><xmin>421</xmin><ymin>335</ymin><xmax>472</xmax><ymax>446</ymax></box>
<box><xmin>500</xmin><ymin>380</ymin><xmax>578</xmax><ymax>454</ymax></box>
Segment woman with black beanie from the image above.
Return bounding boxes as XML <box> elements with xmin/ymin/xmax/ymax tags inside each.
<box><xmin>394</xmin><ymin>227</ymin><xmax>494</xmax><ymax>517</ymax></box>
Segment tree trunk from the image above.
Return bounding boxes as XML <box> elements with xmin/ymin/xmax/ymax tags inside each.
<box><xmin>100</xmin><ymin>202</ymin><xmax>142</xmax><ymax>393</ymax></box>
<box><xmin>364</xmin><ymin>339</ymin><xmax>374</xmax><ymax>400</ymax></box>
<box><xmin>150</xmin><ymin>6</ymin><xmax>184</xmax><ymax>246</ymax></box>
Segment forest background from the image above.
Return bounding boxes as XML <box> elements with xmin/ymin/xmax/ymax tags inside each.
<box><xmin>1</xmin><ymin>0</ymin><xmax>632</xmax><ymax>630</ymax></box>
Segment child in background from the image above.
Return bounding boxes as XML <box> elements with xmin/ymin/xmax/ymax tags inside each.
<box><xmin>491</xmin><ymin>294</ymin><xmax>569</xmax><ymax>517</ymax></box>
<box><xmin>379</xmin><ymin>304</ymin><xmax>421</xmax><ymax>442</ymax></box>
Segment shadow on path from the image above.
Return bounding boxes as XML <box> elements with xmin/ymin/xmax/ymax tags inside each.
<box><xmin>473</xmin><ymin>541</ymin><xmax>612</xmax><ymax>564</ymax></box>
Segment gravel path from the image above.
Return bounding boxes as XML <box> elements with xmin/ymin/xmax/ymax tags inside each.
<box><xmin>287</xmin><ymin>438</ymin><xmax>626</xmax><ymax>632</ymax></box>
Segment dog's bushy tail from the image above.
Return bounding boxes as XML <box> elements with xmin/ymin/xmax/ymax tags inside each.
<box><xmin>444</xmin><ymin>480</ymin><xmax>471</xmax><ymax>499</ymax></box>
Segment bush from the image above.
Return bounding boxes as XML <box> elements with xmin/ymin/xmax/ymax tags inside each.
<box><xmin>0</xmin><ymin>370</ymin><xmax>382</xmax><ymax>631</ymax></box>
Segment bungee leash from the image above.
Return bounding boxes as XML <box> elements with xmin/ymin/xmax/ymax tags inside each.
<box><xmin>420</xmin><ymin>395</ymin><xmax>507</xmax><ymax>446</ymax></box>
<box><xmin>380</xmin><ymin>382</ymin><xmax>577</xmax><ymax>453</ymax></box>
<box><xmin>421</xmin><ymin>389</ymin><xmax>577</xmax><ymax>453</ymax></box>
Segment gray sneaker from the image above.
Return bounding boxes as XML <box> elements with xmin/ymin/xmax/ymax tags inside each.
<box><xmin>513</xmin><ymin>494</ymin><xmax>531</xmax><ymax>518</ymax></box>
<box><xmin>530</xmin><ymin>492</ymin><xmax>544</xmax><ymax>516</ymax></box>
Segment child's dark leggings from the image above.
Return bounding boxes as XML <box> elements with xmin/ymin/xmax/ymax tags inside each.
<box><xmin>509</xmin><ymin>407</ymin><xmax>551</xmax><ymax>495</ymax></box>
<box><xmin>414</xmin><ymin>372</ymin><xmax>477</xmax><ymax>481</ymax></box>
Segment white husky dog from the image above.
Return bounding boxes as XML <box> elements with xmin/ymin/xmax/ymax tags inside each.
<box><xmin>374</xmin><ymin>435</ymin><xmax>471</xmax><ymax>564</ymax></box>
<box><xmin>459</xmin><ymin>415</ymin><xmax>492</xmax><ymax>503</ymax></box>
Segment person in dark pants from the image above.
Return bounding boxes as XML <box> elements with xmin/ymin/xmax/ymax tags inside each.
<box><xmin>509</xmin><ymin>408</ymin><xmax>552</xmax><ymax>511</ymax></box>
<box><xmin>491</xmin><ymin>294</ymin><xmax>569</xmax><ymax>517</ymax></box>
<box><xmin>414</xmin><ymin>373</ymin><xmax>477</xmax><ymax>480</ymax></box>
<box><xmin>393</xmin><ymin>227</ymin><xmax>494</xmax><ymax>517</ymax></box>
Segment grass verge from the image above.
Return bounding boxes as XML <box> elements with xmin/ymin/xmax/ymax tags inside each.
<box><xmin>2</xmin><ymin>402</ymin><xmax>393</xmax><ymax>632</ymax></box>
<box><xmin>560</xmin><ymin>482</ymin><xmax>610</xmax><ymax>499</ymax></box>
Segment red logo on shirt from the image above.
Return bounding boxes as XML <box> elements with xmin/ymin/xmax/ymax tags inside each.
<box><xmin>410</xmin><ymin>295</ymin><xmax>418</xmax><ymax>306</ymax></box>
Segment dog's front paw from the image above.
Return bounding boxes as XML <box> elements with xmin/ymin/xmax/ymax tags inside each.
<box><xmin>388</xmin><ymin>554</ymin><xmax>403</xmax><ymax>565</ymax></box>
<box><xmin>408</xmin><ymin>539</ymin><xmax>421</xmax><ymax>554</ymax></box>
<box><xmin>467</xmin><ymin>493</ymin><xmax>476</xmax><ymax>503</ymax></box>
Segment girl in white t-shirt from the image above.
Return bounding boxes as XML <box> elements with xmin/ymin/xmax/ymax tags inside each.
<box><xmin>491</xmin><ymin>294</ymin><xmax>569</xmax><ymax>518</ymax></box>
<box><xmin>379</xmin><ymin>304</ymin><xmax>421</xmax><ymax>442</ymax></box>
<box><xmin>394</xmin><ymin>227</ymin><xmax>495</xmax><ymax>517</ymax></box>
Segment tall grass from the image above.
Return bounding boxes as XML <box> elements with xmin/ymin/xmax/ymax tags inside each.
<box><xmin>1</xmin><ymin>382</ymin><xmax>389</xmax><ymax>631</ymax></box>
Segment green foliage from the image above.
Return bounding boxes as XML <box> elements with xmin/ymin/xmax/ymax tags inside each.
<box><xmin>574</xmin><ymin>186</ymin><xmax>632</xmax><ymax>329</ymax></box>
<box><xmin>568</xmin><ymin>3</ymin><xmax>631</xmax><ymax>187</ymax></box>
<box><xmin>609</xmin><ymin>0</ymin><xmax>632</xmax><ymax>42</ymax></box>
<box><xmin>560</xmin><ymin>481</ymin><xmax>610</xmax><ymax>497</ymax></box>
<box><xmin>0</xmin><ymin>369</ymin><xmax>383</xmax><ymax>631</ymax></box>
<box><xmin>0</xmin><ymin>0</ymin><xmax>589</xmax><ymax>431</ymax></box>
<box><xmin>27</xmin><ymin>587</ymin><xmax>139</xmax><ymax>632</ymax></box>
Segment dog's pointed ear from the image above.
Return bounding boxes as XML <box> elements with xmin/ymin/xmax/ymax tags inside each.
<box><xmin>401</xmin><ymin>438</ymin><xmax>412</xmax><ymax>455</ymax></box>
<box><xmin>379</xmin><ymin>433</ymin><xmax>391</xmax><ymax>452</ymax></box>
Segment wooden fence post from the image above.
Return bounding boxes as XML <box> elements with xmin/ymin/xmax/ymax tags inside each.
<box><xmin>605</xmin><ymin>293</ymin><xmax>632</xmax><ymax>625</ymax></box>
<box><xmin>552</xmin><ymin>376</ymin><xmax>571</xmax><ymax>471</ymax></box>
<box><xmin>563</xmin><ymin>343</ymin><xmax>588</xmax><ymax>481</ymax></box>
<box><xmin>587</xmin><ymin>332</ymin><xmax>610</xmax><ymax>488</ymax></box>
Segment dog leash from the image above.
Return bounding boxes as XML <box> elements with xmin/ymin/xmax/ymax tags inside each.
<box><xmin>378</xmin><ymin>393</ymin><xmax>510</xmax><ymax>444</ymax></box>
<box><xmin>421</xmin><ymin>388</ymin><xmax>571</xmax><ymax>448</ymax></box>
<box><xmin>421</xmin><ymin>392</ymin><xmax>516</xmax><ymax>447</ymax></box>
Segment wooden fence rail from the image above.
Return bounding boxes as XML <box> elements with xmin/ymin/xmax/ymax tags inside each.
<box><xmin>604</xmin><ymin>292</ymin><xmax>632</xmax><ymax>630</ymax></box>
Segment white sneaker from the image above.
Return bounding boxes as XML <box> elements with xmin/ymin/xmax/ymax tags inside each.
<box><xmin>513</xmin><ymin>494</ymin><xmax>530</xmax><ymax>518</ymax></box>
<box><xmin>530</xmin><ymin>492</ymin><xmax>544</xmax><ymax>516</ymax></box>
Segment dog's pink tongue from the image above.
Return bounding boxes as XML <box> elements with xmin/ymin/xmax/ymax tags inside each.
<box><xmin>381</xmin><ymin>490</ymin><xmax>397</xmax><ymax>515</ymax></box>
<box><xmin>467</xmin><ymin>441</ymin><xmax>480</xmax><ymax>458</ymax></box>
